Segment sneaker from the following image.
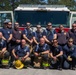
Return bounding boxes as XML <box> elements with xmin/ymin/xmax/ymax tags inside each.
<box><xmin>58</xmin><ymin>67</ymin><xmax>62</xmax><ymax>71</ymax></box>
<box><xmin>5</xmin><ymin>65</ymin><xmax>10</xmax><ymax>69</ymax></box>
<box><xmin>43</xmin><ymin>67</ymin><xmax>49</xmax><ymax>70</ymax></box>
<box><xmin>72</xmin><ymin>67</ymin><xmax>75</xmax><ymax>70</ymax></box>
<box><xmin>27</xmin><ymin>65</ymin><xmax>33</xmax><ymax>68</ymax></box>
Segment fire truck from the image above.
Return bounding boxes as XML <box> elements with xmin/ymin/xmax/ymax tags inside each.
<box><xmin>0</xmin><ymin>5</ymin><xmax>76</xmax><ymax>31</ymax></box>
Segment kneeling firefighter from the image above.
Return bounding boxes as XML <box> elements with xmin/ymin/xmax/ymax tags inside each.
<box><xmin>0</xmin><ymin>32</ymin><xmax>10</xmax><ymax>68</ymax></box>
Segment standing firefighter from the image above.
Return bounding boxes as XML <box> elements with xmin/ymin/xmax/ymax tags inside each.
<box><xmin>11</xmin><ymin>22</ymin><xmax>22</xmax><ymax>49</ymax></box>
<box><xmin>68</xmin><ymin>23</ymin><xmax>76</xmax><ymax>45</ymax></box>
<box><xmin>0</xmin><ymin>32</ymin><xmax>10</xmax><ymax>68</ymax></box>
<box><xmin>23</xmin><ymin>22</ymin><xmax>33</xmax><ymax>53</ymax></box>
<box><xmin>12</xmin><ymin>39</ymin><xmax>31</xmax><ymax>69</ymax></box>
<box><xmin>43</xmin><ymin>22</ymin><xmax>57</xmax><ymax>45</ymax></box>
<box><xmin>57</xmin><ymin>25</ymin><xmax>69</xmax><ymax>47</ymax></box>
<box><xmin>33</xmin><ymin>25</ymin><xmax>43</xmax><ymax>45</ymax></box>
<box><xmin>1</xmin><ymin>20</ymin><xmax>12</xmax><ymax>53</ymax></box>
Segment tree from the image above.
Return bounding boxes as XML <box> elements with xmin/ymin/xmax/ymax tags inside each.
<box><xmin>58</xmin><ymin>0</ymin><xmax>75</xmax><ymax>7</ymax></box>
<box><xmin>0</xmin><ymin>0</ymin><xmax>76</xmax><ymax>11</ymax></box>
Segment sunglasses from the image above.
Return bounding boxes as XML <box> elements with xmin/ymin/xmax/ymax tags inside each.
<box><xmin>69</xmin><ymin>41</ymin><xmax>73</xmax><ymax>42</ymax></box>
<box><xmin>47</xmin><ymin>25</ymin><xmax>52</xmax><ymax>26</ymax></box>
<box><xmin>72</xmin><ymin>26</ymin><xmax>76</xmax><ymax>27</ymax></box>
<box><xmin>53</xmin><ymin>41</ymin><xmax>58</xmax><ymax>43</ymax></box>
<box><xmin>8</xmin><ymin>24</ymin><xmax>12</xmax><ymax>25</ymax></box>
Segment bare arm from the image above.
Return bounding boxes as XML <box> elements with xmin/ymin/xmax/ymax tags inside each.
<box><xmin>50</xmin><ymin>52</ymin><xmax>54</xmax><ymax>58</ymax></box>
<box><xmin>23</xmin><ymin>52</ymin><xmax>30</xmax><ymax>59</ymax></box>
<box><xmin>53</xmin><ymin>34</ymin><xmax>57</xmax><ymax>39</ymax></box>
<box><xmin>43</xmin><ymin>36</ymin><xmax>51</xmax><ymax>44</ymax></box>
<box><xmin>56</xmin><ymin>51</ymin><xmax>63</xmax><ymax>58</ymax></box>
<box><xmin>41</xmin><ymin>50</ymin><xmax>49</xmax><ymax>54</ymax></box>
<box><xmin>12</xmin><ymin>49</ymin><xmax>17</xmax><ymax>58</ymax></box>
<box><xmin>2</xmin><ymin>36</ymin><xmax>6</xmax><ymax>40</ymax></box>
<box><xmin>1</xmin><ymin>47</ymin><xmax>7</xmax><ymax>54</ymax></box>
<box><xmin>23</xmin><ymin>34</ymin><xmax>31</xmax><ymax>43</ymax></box>
<box><xmin>33</xmin><ymin>37</ymin><xmax>39</xmax><ymax>44</ymax></box>
<box><xmin>8</xmin><ymin>34</ymin><xmax>12</xmax><ymax>41</ymax></box>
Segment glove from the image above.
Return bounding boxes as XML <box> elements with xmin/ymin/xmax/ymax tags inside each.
<box><xmin>67</xmin><ymin>56</ymin><xmax>72</xmax><ymax>61</ymax></box>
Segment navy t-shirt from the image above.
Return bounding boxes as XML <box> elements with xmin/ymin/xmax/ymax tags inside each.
<box><xmin>23</xmin><ymin>28</ymin><xmax>33</xmax><ymax>40</ymax></box>
<box><xmin>50</xmin><ymin>45</ymin><xmax>63</xmax><ymax>56</ymax></box>
<box><xmin>43</xmin><ymin>29</ymin><xmax>56</xmax><ymax>42</ymax></box>
<box><xmin>63</xmin><ymin>44</ymin><xmax>76</xmax><ymax>58</ymax></box>
<box><xmin>14</xmin><ymin>45</ymin><xmax>30</xmax><ymax>57</ymax></box>
<box><xmin>34</xmin><ymin>43</ymin><xmax>50</xmax><ymax>53</ymax></box>
<box><xmin>1</xmin><ymin>28</ymin><xmax>12</xmax><ymax>40</ymax></box>
<box><xmin>33</xmin><ymin>31</ymin><xmax>43</xmax><ymax>42</ymax></box>
<box><xmin>0</xmin><ymin>39</ymin><xmax>6</xmax><ymax>50</ymax></box>
<box><xmin>68</xmin><ymin>29</ymin><xmax>76</xmax><ymax>45</ymax></box>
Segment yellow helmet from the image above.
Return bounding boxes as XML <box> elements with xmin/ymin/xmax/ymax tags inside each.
<box><xmin>13</xmin><ymin>60</ymin><xmax>24</xmax><ymax>69</ymax></box>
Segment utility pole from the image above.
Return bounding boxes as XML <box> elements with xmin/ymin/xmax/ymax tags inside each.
<box><xmin>12</xmin><ymin>0</ymin><xmax>14</xmax><ymax>13</ymax></box>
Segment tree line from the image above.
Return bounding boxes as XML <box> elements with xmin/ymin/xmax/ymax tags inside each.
<box><xmin>0</xmin><ymin>0</ymin><xmax>76</xmax><ymax>11</ymax></box>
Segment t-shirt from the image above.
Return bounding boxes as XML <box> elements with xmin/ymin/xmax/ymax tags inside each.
<box><xmin>34</xmin><ymin>43</ymin><xmax>50</xmax><ymax>53</ymax></box>
<box><xmin>68</xmin><ymin>29</ymin><xmax>76</xmax><ymax>45</ymax></box>
<box><xmin>63</xmin><ymin>44</ymin><xmax>76</xmax><ymax>58</ymax></box>
<box><xmin>23</xmin><ymin>28</ymin><xmax>33</xmax><ymax>40</ymax></box>
<box><xmin>0</xmin><ymin>39</ymin><xmax>6</xmax><ymax>50</ymax></box>
<box><xmin>50</xmin><ymin>45</ymin><xmax>63</xmax><ymax>56</ymax></box>
<box><xmin>33</xmin><ymin>31</ymin><xmax>43</xmax><ymax>42</ymax></box>
<box><xmin>1</xmin><ymin>28</ymin><xmax>12</xmax><ymax>40</ymax></box>
<box><xmin>12</xmin><ymin>29</ymin><xmax>22</xmax><ymax>41</ymax></box>
<box><xmin>43</xmin><ymin>28</ymin><xmax>56</xmax><ymax>42</ymax></box>
<box><xmin>14</xmin><ymin>45</ymin><xmax>30</xmax><ymax>57</ymax></box>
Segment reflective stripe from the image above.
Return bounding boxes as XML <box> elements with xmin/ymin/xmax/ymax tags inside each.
<box><xmin>36</xmin><ymin>44</ymin><xmax>47</xmax><ymax>51</ymax></box>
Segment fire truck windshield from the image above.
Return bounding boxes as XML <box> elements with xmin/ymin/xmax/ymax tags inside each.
<box><xmin>15</xmin><ymin>11</ymin><xmax>70</xmax><ymax>27</ymax></box>
<box><xmin>0</xmin><ymin>11</ymin><xmax>14</xmax><ymax>28</ymax></box>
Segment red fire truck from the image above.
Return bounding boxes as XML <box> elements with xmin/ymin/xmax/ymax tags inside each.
<box><xmin>0</xmin><ymin>5</ymin><xmax>76</xmax><ymax>31</ymax></box>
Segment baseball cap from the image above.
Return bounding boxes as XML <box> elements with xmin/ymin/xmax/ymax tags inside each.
<box><xmin>4</xmin><ymin>19</ymin><xmax>10</xmax><ymax>24</ymax></box>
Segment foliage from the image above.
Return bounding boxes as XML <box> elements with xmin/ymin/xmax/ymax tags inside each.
<box><xmin>0</xmin><ymin>0</ymin><xmax>76</xmax><ymax>11</ymax></box>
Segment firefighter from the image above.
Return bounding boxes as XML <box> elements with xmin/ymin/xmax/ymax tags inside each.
<box><xmin>33</xmin><ymin>25</ymin><xmax>43</xmax><ymax>45</ymax></box>
<box><xmin>34</xmin><ymin>38</ymin><xmax>50</xmax><ymax>68</ymax></box>
<box><xmin>49</xmin><ymin>39</ymin><xmax>63</xmax><ymax>70</ymax></box>
<box><xmin>63</xmin><ymin>38</ymin><xmax>76</xmax><ymax>70</ymax></box>
<box><xmin>0</xmin><ymin>32</ymin><xmax>10</xmax><ymax>68</ymax></box>
<box><xmin>57</xmin><ymin>25</ymin><xmax>69</xmax><ymax>47</ymax></box>
<box><xmin>23</xmin><ymin>22</ymin><xmax>33</xmax><ymax>53</ymax></box>
<box><xmin>68</xmin><ymin>23</ymin><xmax>76</xmax><ymax>45</ymax></box>
<box><xmin>1</xmin><ymin>20</ymin><xmax>12</xmax><ymax>53</ymax></box>
<box><xmin>12</xmin><ymin>39</ymin><xmax>31</xmax><ymax>69</ymax></box>
<box><xmin>43</xmin><ymin>22</ymin><xmax>57</xmax><ymax>45</ymax></box>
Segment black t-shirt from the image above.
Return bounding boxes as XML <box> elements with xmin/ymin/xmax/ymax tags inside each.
<box><xmin>50</xmin><ymin>45</ymin><xmax>63</xmax><ymax>56</ymax></box>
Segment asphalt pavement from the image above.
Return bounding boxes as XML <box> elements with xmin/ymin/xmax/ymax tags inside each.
<box><xmin>0</xmin><ymin>68</ymin><xmax>76</xmax><ymax>75</ymax></box>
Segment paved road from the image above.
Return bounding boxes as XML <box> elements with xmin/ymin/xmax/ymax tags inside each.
<box><xmin>0</xmin><ymin>68</ymin><xmax>76</xmax><ymax>75</ymax></box>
